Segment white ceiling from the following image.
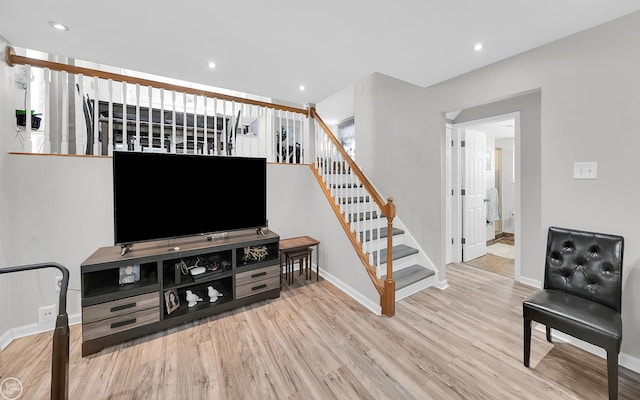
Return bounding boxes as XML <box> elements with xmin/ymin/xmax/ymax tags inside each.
<box><xmin>1</xmin><ymin>1</ymin><xmax>640</xmax><ymax>107</ymax></box>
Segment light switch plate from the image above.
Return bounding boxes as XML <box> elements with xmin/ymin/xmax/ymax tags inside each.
<box><xmin>573</xmin><ymin>162</ymin><xmax>598</xmax><ymax>179</ymax></box>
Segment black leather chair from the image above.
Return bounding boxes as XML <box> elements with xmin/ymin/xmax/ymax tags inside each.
<box><xmin>523</xmin><ymin>226</ymin><xmax>624</xmax><ymax>400</ymax></box>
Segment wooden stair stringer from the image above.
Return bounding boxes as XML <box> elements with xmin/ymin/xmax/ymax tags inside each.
<box><xmin>310</xmin><ymin>164</ymin><xmax>383</xmax><ymax>296</ymax></box>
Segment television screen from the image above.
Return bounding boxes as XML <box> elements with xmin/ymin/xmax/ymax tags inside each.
<box><xmin>113</xmin><ymin>151</ymin><xmax>267</xmax><ymax>245</ymax></box>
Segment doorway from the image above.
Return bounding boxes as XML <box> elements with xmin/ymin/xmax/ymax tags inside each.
<box><xmin>447</xmin><ymin>112</ymin><xmax>519</xmax><ymax>277</ymax></box>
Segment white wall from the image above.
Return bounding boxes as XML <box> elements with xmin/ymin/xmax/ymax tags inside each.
<box><xmin>0</xmin><ymin>39</ymin><xmax>14</xmax><ymax>342</ymax></box>
<box><xmin>356</xmin><ymin>12</ymin><xmax>640</xmax><ymax>361</ymax></box>
<box><xmin>354</xmin><ymin>73</ymin><xmax>445</xmax><ymax>284</ymax></box>
<box><xmin>7</xmin><ymin>154</ymin><xmax>113</xmax><ymax>328</ymax></box>
<box><xmin>0</xmin><ymin>158</ymin><xmax>380</xmax><ymax>342</ymax></box>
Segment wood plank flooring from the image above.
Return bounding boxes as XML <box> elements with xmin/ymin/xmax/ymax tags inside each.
<box><xmin>467</xmin><ymin>236</ymin><xmax>515</xmax><ymax>277</ymax></box>
<box><xmin>2</xmin><ymin>264</ymin><xmax>640</xmax><ymax>399</ymax></box>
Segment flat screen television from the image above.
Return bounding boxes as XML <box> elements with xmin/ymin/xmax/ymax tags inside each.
<box><xmin>113</xmin><ymin>151</ymin><xmax>267</xmax><ymax>247</ymax></box>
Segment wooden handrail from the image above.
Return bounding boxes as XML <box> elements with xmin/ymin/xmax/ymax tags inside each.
<box><xmin>4</xmin><ymin>46</ymin><xmax>307</xmax><ymax>116</ymax></box>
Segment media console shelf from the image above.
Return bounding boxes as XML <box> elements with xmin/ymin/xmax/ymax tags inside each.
<box><xmin>80</xmin><ymin>230</ymin><xmax>279</xmax><ymax>356</ymax></box>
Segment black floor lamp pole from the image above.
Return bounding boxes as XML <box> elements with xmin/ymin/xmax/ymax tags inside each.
<box><xmin>0</xmin><ymin>263</ymin><xmax>70</xmax><ymax>400</ymax></box>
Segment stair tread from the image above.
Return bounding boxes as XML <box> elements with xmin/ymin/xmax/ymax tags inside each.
<box><xmin>383</xmin><ymin>264</ymin><xmax>435</xmax><ymax>290</ymax></box>
<box><xmin>373</xmin><ymin>244</ymin><xmax>418</xmax><ymax>265</ymax></box>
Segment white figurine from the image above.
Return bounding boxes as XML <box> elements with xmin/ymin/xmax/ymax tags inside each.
<box><xmin>207</xmin><ymin>286</ymin><xmax>223</xmax><ymax>303</ymax></box>
<box><xmin>185</xmin><ymin>290</ymin><xmax>203</xmax><ymax>307</ymax></box>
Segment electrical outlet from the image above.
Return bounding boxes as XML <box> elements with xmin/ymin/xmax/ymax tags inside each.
<box><xmin>54</xmin><ymin>276</ymin><xmax>63</xmax><ymax>292</ymax></box>
<box><xmin>38</xmin><ymin>304</ymin><xmax>56</xmax><ymax>324</ymax></box>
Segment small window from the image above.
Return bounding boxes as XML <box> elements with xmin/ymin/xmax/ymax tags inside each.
<box><xmin>338</xmin><ymin>117</ymin><xmax>355</xmax><ymax>159</ymax></box>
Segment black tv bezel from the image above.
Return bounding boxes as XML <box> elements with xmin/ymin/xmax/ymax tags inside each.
<box><xmin>112</xmin><ymin>151</ymin><xmax>267</xmax><ymax>247</ymax></box>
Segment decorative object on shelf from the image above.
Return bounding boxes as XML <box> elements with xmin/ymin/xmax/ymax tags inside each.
<box><xmin>118</xmin><ymin>265</ymin><xmax>140</xmax><ymax>285</ymax></box>
<box><xmin>207</xmin><ymin>286</ymin><xmax>223</xmax><ymax>303</ymax></box>
<box><xmin>164</xmin><ymin>289</ymin><xmax>180</xmax><ymax>314</ymax></box>
<box><xmin>185</xmin><ymin>290</ymin><xmax>203</xmax><ymax>307</ymax></box>
<box><xmin>242</xmin><ymin>245</ymin><xmax>268</xmax><ymax>263</ymax></box>
<box><xmin>15</xmin><ymin>109</ymin><xmax>42</xmax><ymax>129</ymax></box>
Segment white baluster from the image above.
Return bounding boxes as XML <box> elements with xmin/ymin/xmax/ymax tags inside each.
<box><xmin>203</xmin><ymin>97</ymin><xmax>208</xmax><ymax>154</ymax></box>
<box><xmin>76</xmin><ymin>74</ymin><xmax>85</xmax><ymax>154</ymax></box>
<box><xmin>222</xmin><ymin>99</ymin><xmax>227</xmax><ymax>155</ymax></box>
<box><xmin>298</xmin><ymin>113</ymin><xmax>304</xmax><ymax>163</ymax></box>
<box><xmin>42</xmin><ymin>67</ymin><xmax>51</xmax><ymax>153</ymax></box>
<box><xmin>171</xmin><ymin>91</ymin><xmax>176</xmax><ymax>153</ymax></box>
<box><xmin>231</xmin><ymin>100</ymin><xmax>236</xmax><ymax>156</ymax></box>
<box><xmin>135</xmin><ymin>83</ymin><xmax>141</xmax><ymax>152</ymax></box>
<box><xmin>148</xmin><ymin>86</ymin><xmax>153</xmax><ymax>151</ymax></box>
<box><xmin>193</xmin><ymin>94</ymin><xmax>198</xmax><ymax>154</ymax></box>
<box><xmin>182</xmin><ymin>93</ymin><xmax>187</xmax><ymax>154</ymax></box>
<box><xmin>60</xmin><ymin>69</ymin><xmax>69</xmax><ymax>154</ymax></box>
<box><xmin>22</xmin><ymin>65</ymin><xmax>33</xmax><ymax>152</ymax></box>
<box><xmin>122</xmin><ymin>82</ymin><xmax>127</xmax><ymax>150</ymax></box>
<box><xmin>107</xmin><ymin>79</ymin><xmax>113</xmax><ymax>156</ymax></box>
<box><xmin>93</xmin><ymin>76</ymin><xmax>100</xmax><ymax>155</ymax></box>
<box><xmin>213</xmin><ymin>98</ymin><xmax>218</xmax><ymax>155</ymax></box>
<box><xmin>160</xmin><ymin>89</ymin><xmax>165</xmax><ymax>152</ymax></box>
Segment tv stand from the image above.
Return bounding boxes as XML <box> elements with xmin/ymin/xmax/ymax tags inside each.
<box><xmin>80</xmin><ymin>230</ymin><xmax>280</xmax><ymax>356</ymax></box>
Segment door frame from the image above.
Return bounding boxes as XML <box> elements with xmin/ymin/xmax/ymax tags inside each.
<box><xmin>447</xmin><ymin>111</ymin><xmax>521</xmax><ymax>278</ymax></box>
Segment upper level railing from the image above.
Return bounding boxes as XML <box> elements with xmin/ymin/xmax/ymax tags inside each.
<box><xmin>5</xmin><ymin>46</ymin><xmax>307</xmax><ymax>163</ymax></box>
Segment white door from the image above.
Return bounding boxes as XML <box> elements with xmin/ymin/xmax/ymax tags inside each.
<box><xmin>462</xmin><ymin>128</ymin><xmax>487</xmax><ymax>261</ymax></box>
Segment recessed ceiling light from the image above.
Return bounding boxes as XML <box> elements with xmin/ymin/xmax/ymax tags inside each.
<box><xmin>208</xmin><ymin>62</ymin><xmax>216</xmax><ymax>69</ymax></box>
<box><xmin>473</xmin><ymin>42</ymin><xmax>484</xmax><ymax>52</ymax></box>
<box><xmin>299</xmin><ymin>85</ymin><xmax>305</xmax><ymax>91</ymax></box>
<box><xmin>49</xmin><ymin>21</ymin><xmax>69</xmax><ymax>31</ymax></box>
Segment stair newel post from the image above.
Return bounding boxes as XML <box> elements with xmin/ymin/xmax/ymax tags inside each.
<box><xmin>381</xmin><ymin>197</ymin><xmax>396</xmax><ymax>317</ymax></box>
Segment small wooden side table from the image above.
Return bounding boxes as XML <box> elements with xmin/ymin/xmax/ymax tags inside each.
<box><xmin>279</xmin><ymin>236</ymin><xmax>320</xmax><ymax>285</ymax></box>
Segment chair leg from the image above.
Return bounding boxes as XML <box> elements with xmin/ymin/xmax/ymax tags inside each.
<box><xmin>607</xmin><ymin>350</ymin><xmax>618</xmax><ymax>400</ymax></box>
<box><xmin>546</xmin><ymin>326</ymin><xmax>552</xmax><ymax>342</ymax></box>
<box><xmin>524</xmin><ymin>318</ymin><xmax>532</xmax><ymax>367</ymax></box>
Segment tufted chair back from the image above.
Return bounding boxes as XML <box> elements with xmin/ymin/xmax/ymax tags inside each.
<box><xmin>544</xmin><ymin>226</ymin><xmax>624</xmax><ymax>312</ymax></box>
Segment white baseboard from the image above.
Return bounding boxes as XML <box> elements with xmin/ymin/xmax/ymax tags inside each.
<box><xmin>318</xmin><ymin>267</ymin><xmax>382</xmax><ymax>316</ymax></box>
<box><xmin>0</xmin><ymin>313</ymin><xmax>81</xmax><ymax>351</ymax></box>
<box><xmin>0</xmin><ymin>329</ymin><xmax>12</xmax><ymax>350</ymax></box>
<box><xmin>436</xmin><ymin>279</ymin><xmax>449</xmax><ymax>290</ymax></box>
<box><xmin>534</xmin><ymin>324</ymin><xmax>640</xmax><ymax>374</ymax></box>
<box><xmin>516</xmin><ymin>275</ymin><xmax>541</xmax><ymax>289</ymax></box>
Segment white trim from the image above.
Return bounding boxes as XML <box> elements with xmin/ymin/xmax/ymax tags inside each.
<box><xmin>0</xmin><ymin>328</ymin><xmax>12</xmax><ymax>350</ymax></box>
<box><xmin>516</xmin><ymin>275</ymin><xmax>541</xmax><ymax>289</ymax></box>
<box><xmin>318</xmin><ymin>266</ymin><xmax>382</xmax><ymax>316</ymax></box>
<box><xmin>391</xmin><ymin>214</ymin><xmax>439</xmax><ymax>277</ymax></box>
<box><xmin>534</xmin><ymin>324</ymin><xmax>640</xmax><ymax>374</ymax></box>
<box><xmin>0</xmin><ymin>313</ymin><xmax>81</xmax><ymax>351</ymax></box>
<box><xmin>436</xmin><ymin>279</ymin><xmax>449</xmax><ymax>290</ymax></box>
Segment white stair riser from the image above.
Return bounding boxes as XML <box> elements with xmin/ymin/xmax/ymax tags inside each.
<box><xmin>395</xmin><ymin>274</ymin><xmax>436</xmax><ymax>302</ymax></box>
<box><xmin>339</xmin><ymin>202</ymin><xmax>378</xmax><ymax>215</ymax></box>
<box><xmin>375</xmin><ymin>253</ymin><xmax>418</xmax><ymax>276</ymax></box>
<box><xmin>361</xmin><ymin>235</ymin><xmax>405</xmax><ymax>251</ymax></box>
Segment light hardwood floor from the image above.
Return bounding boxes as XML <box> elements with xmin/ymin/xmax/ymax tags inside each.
<box><xmin>2</xmin><ymin>264</ymin><xmax>639</xmax><ymax>399</ymax></box>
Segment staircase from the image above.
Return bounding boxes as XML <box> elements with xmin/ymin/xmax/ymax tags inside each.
<box><xmin>330</xmin><ymin>177</ymin><xmax>437</xmax><ymax>302</ymax></box>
